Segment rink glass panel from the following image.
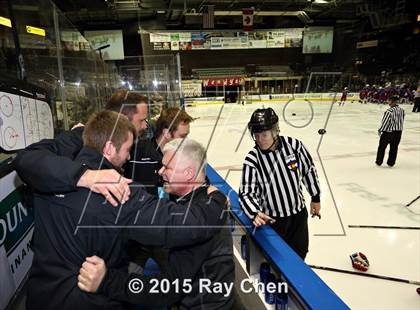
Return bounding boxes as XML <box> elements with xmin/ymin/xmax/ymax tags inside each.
<box><xmin>115</xmin><ymin>55</ymin><xmax>183</xmax><ymax>120</ymax></box>
<box><xmin>3</xmin><ymin>0</ymin><xmax>113</xmax><ymax>133</ymax></box>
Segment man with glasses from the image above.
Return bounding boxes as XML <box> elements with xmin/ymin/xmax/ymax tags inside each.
<box><xmin>76</xmin><ymin>138</ymin><xmax>234</xmax><ymax>310</ymax></box>
<box><xmin>26</xmin><ymin>112</ymin><xmax>227</xmax><ymax>310</ymax></box>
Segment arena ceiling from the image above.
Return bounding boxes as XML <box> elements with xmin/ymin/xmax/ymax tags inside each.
<box><xmin>49</xmin><ymin>0</ymin><xmax>416</xmax><ymax>32</ymax></box>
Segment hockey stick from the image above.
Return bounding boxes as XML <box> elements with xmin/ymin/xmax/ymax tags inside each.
<box><xmin>406</xmin><ymin>195</ymin><xmax>420</xmax><ymax>207</ymax></box>
<box><xmin>348</xmin><ymin>225</ymin><xmax>420</xmax><ymax>230</ymax></box>
<box><xmin>309</xmin><ymin>265</ymin><xmax>420</xmax><ymax>285</ymax></box>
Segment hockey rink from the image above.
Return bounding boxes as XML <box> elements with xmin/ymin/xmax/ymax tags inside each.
<box><xmin>186</xmin><ymin>100</ymin><xmax>420</xmax><ymax>310</ymax></box>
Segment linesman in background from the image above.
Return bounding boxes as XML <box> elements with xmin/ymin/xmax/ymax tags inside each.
<box><xmin>239</xmin><ymin>108</ymin><xmax>321</xmax><ymax>260</ymax></box>
<box><xmin>375</xmin><ymin>95</ymin><xmax>405</xmax><ymax>167</ymax></box>
<box><xmin>413</xmin><ymin>87</ymin><xmax>420</xmax><ymax>113</ymax></box>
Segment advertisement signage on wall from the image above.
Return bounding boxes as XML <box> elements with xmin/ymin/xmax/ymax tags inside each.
<box><xmin>182</xmin><ymin>82</ymin><xmax>203</xmax><ymax>97</ymax></box>
<box><xmin>149</xmin><ymin>32</ymin><xmax>171</xmax><ymax>43</ymax></box>
<box><xmin>0</xmin><ymin>171</ymin><xmax>33</xmax><ymax>309</ymax></box>
<box><xmin>61</xmin><ymin>30</ymin><xmax>87</xmax><ymax>43</ymax></box>
<box><xmin>171</xmin><ymin>41</ymin><xmax>179</xmax><ymax>50</ymax></box>
<box><xmin>152</xmin><ymin>32</ymin><xmax>196</xmax><ymax>50</ymax></box>
<box><xmin>249</xmin><ymin>31</ymin><xmax>267</xmax><ymax>40</ymax></box>
<box><xmin>221</xmin><ymin>37</ymin><xmax>244</xmax><ymax>49</ymax></box>
<box><xmin>179</xmin><ymin>32</ymin><xmax>192</xmax><ymax>42</ymax></box>
<box><xmin>148</xmin><ymin>28</ymin><xmax>303</xmax><ymax>51</ymax></box>
<box><xmin>84</xmin><ymin>30</ymin><xmax>125</xmax><ymax>60</ymax></box>
<box><xmin>170</xmin><ymin>33</ymin><xmax>180</xmax><ymax>42</ymax></box>
<box><xmin>191</xmin><ymin>32</ymin><xmax>209</xmax><ymax>49</ymax></box>
<box><xmin>302</xmin><ymin>27</ymin><xmax>334</xmax><ymax>54</ymax></box>
<box><xmin>210</xmin><ymin>37</ymin><xmax>223</xmax><ymax>49</ymax></box>
<box><xmin>0</xmin><ymin>244</ymin><xmax>15</xmax><ymax>309</ymax></box>
<box><xmin>61</xmin><ymin>30</ymin><xmax>90</xmax><ymax>51</ymax></box>
<box><xmin>285</xmin><ymin>28</ymin><xmax>303</xmax><ymax>47</ymax></box>
<box><xmin>179</xmin><ymin>42</ymin><xmax>192</xmax><ymax>50</ymax></box>
<box><xmin>266</xmin><ymin>31</ymin><xmax>285</xmax><ymax>48</ymax></box>
<box><xmin>153</xmin><ymin>42</ymin><xmax>171</xmax><ymax>50</ymax></box>
<box><xmin>248</xmin><ymin>40</ymin><xmax>267</xmax><ymax>48</ymax></box>
<box><xmin>203</xmin><ymin>77</ymin><xmax>244</xmax><ymax>87</ymax></box>
<box><xmin>356</xmin><ymin>40</ymin><xmax>378</xmax><ymax>49</ymax></box>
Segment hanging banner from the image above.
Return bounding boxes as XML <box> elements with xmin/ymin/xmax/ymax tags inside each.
<box><xmin>203</xmin><ymin>77</ymin><xmax>244</xmax><ymax>87</ymax></box>
<box><xmin>242</xmin><ymin>8</ymin><xmax>254</xmax><ymax>32</ymax></box>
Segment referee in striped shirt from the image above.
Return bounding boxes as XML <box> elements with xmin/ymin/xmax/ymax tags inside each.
<box><xmin>239</xmin><ymin>108</ymin><xmax>321</xmax><ymax>259</ymax></box>
<box><xmin>375</xmin><ymin>95</ymin><xmax>405</xmax><ymax>167</ymax></box>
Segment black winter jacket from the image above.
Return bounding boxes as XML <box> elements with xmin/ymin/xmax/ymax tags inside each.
<box><xmin>26</xmin><ymin>147</ymin><xmax>228</xmax><ymax>310</ymax></box>
<box><xmin>99</xmin><ymin>186</ymin><xmax>235</xmax><ymax>310</ymax></box>
<box><xmin>124</xmin><ymin>137</ymin><xmax>163</xmax><ymax>196</ymax></box>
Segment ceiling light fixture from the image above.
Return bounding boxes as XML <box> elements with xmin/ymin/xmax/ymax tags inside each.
<box><xmin>308</xmin><ymin>0</ymin><xmax>329</xmax><ymax>3</ymax></box>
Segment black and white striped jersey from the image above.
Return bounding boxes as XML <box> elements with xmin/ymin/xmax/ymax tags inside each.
<box><xmin>239</xmin><ymin>136</ymin><xmax>321</xmax><ymax>219</ymax></box>
<box><xmin>378</xmin><ymin>105</ymin><xmax>405</xmax><ymax>132</ymax></box>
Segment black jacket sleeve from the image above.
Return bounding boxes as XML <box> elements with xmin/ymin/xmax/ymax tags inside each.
<box><xmin>13</xmin><ymin>128</ymin><xmax>85</xmax><ymax>193</ymax></box>
<box><xmin>123</xmin><ymin>188</ymin><xmax>228</xmax><ymax>248</ymax></box>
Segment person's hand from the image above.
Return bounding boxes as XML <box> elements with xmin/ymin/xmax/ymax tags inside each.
<box><xmin>310</xmin><ymin>202</ymin><xmax>321</xmax><ymax>219</ymax></box>
<box><xmin>77</xmin><ymin>256</ymin><xmax>106</xmax><ymax>293</ymax></box>
<box><xmin>253</xmin><ymin>212</ymin><xmax>275</xmax><ymax>227</ymax></box>
<box><xmin>72</xmin><ymin>123</ymin><xmax>84</xmax><ymax>130</ymax></box>
<box><xmin>207</xmin><ymin>185</ymin><xmax>218</xmax><ymax>194</ymax></box>
<box><xmin>77</xmin><ymin>169</ymin><xmax>132</xmax><ymax>206</ymax></box>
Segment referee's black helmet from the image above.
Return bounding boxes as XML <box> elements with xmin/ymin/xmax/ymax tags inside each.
<box><xmin>248</xmin><ymin>108</ymin><xmax>279</xmax><ymax>134</ymax></box>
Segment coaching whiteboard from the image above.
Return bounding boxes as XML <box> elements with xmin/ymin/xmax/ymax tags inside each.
<box><xmin>0</xmin><ymin>91</ymin><xmax>53</xmax><ymax>151</ymax></box>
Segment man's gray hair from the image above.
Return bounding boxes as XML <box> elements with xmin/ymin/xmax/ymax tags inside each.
<box><xmin>163</xmin><ymin>138</ymin><xmax>207</xmax><ymax>173</ymax></box>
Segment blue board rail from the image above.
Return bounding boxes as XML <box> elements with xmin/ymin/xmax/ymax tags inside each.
<box><xmin>206</xmin><ymin>165</ymin><xmax>349</xmax><ymax>310</ymax></box>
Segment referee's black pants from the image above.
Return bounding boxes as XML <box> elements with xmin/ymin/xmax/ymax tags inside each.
<box><xmin>376</xmin><ymin>131</ymin><xmax>402</xmax><ymax>167</ymax></box>
<box><xmin>270</xmin><ymin>208</ymin><xmax>309</xmax><ymax>260</ymax></box>
<box><xmin>413</xmin><ymin>98</ymin><xmax>420</xmax><ymax>112</ymax></box>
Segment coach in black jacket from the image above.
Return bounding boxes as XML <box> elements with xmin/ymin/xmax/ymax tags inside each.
<box><xmin>125</xmin><ymin>107</ymin><xmax>193</xmax><ymax>196</ymax></box>
<box><xmin>78</xmin><ymin>138</ymin><xmax>235</xmax><ymax>310</ymax></box>
<box><xmin>27</xmin><ymin>112</ymin><xmax>227</xmax><ymax>310</ymax></box>
<box><xmin>14</xmin><ymin>89</ymin><xmax>150</xmax><ymax>206</ymax></box>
